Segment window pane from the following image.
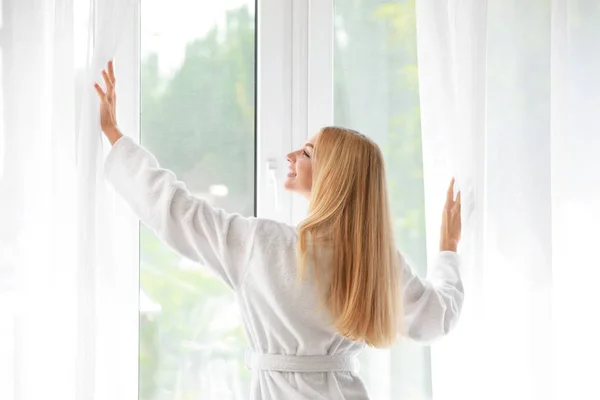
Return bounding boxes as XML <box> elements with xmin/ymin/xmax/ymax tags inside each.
<box><xmin>334</xmin><ymin>0</ymin><xmax>430</xmax><ymax>399</ymax></box>
<box><xmin>140</xmin><ymin>1</ymin><xmax>255</xmax><ymax>399</ymax></box>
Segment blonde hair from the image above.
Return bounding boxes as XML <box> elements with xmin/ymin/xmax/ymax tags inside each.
<box><xmin>297</xmin><ymin>127</ymin><xmax>402</xmax><ymax>348</ymax></box>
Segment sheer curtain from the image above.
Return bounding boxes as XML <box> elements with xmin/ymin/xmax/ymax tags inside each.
<box><xmin>0</xmin><ymin>1</ymin><xmax>139</xmax><ymax>399</ymax></box>
<box><xmin>416</xmin><ymin>0</ymin><xmax>600</xmax><ymax>399</ymax></box>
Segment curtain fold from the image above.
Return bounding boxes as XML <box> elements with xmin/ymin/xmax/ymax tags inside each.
<box><xmin>416</xmin><ymin>0</ymin><xmax>600</xmax><ymax>399</ymax></box>
<box><xmin>0</xmin><ymin>1</ymin><xmax>139</xmax><ymax>399</ymax></box>
<box><xmin>75</xmin><ymin>1</ymin><xmax>137</xmax><ymax>398</ymax></box>
<box><xmin>415</xmin><ymin>1</ymin><xmax>488</xmax><ymax>399</ymax></box>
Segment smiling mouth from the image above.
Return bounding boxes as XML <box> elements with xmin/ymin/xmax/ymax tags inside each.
<box><xmin>287</xmin><ymin>172</ymin><xmax>297</xmax><ymax>178</ymax></box>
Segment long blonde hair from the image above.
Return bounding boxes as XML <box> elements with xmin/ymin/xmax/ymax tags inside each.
<box><xmin>297</xmin><ymin>127</ymin><xmax>401</xmax><ymax>348</ymax></box>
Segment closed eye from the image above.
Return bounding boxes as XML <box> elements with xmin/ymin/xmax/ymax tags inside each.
<box><xmin>303</xmin><ymin>150</ymin><xmax>310</xmax><ymax>158</ymax></box>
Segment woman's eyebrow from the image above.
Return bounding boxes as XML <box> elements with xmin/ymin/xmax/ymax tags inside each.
<box><xmin>305</xmin><ymin>144</ymin><xmax>314</xmax><ymax>148</ymax></box>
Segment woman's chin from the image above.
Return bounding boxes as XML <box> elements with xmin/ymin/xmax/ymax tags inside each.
<box><xmin>283</xmin><ymin>179</ymin><xmax>295</xmax><ymax>192</ymax></box>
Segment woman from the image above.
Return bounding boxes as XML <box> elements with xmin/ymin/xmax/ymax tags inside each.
<box><xmin>95</xmin><ymin>61</ymin><xmax>463</xmax><ymax>399</ymax></box>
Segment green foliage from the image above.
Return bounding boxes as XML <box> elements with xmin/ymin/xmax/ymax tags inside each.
<box><xmin>139</xmin><ymin>6</ymin><xmax>255</xmax><ymax>399</ymax></box>
<box><xmin>139</xmin><ymin>224</ymin><xmax>248</xmax><ymax>399</ymax></box>
<box><xmin>334</xmin><ymin>0</ymin><xmax>426</xmax><ymax>267</ymax></box>
<box><xmin>141</xmin><ymin>6</ymin><xmax>255</xmax><ymax>217</ymax></box>
<box><xmin>335</xmin><ymin>2</ymin><xmax>430</xmax><ymax>399</ymax></box>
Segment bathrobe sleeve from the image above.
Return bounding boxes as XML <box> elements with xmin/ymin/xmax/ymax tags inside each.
<box><xmin>400</xmin><ymin>250</ymin><xmax>464</xmax><ymax>343</ymax></box>
<box><xmin>104</xmin><ymin>135</ymin><xmax>258</xmax><ymax>290</ymax></box>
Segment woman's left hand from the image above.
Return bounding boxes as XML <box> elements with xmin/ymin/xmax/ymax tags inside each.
<box><xmin>440</xmin><ymin>178</ymin><xmax>461</xmax><ymax>252</ymax></box>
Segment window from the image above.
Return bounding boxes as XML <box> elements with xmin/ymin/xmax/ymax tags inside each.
<box><xmin>139</xmin><ymin>1</ymin><xmax>255</xmax><ymax>398</ymax></box>
<box><xmin>137</xmin><ymin>0</ymin><xmax>427</xmax><ymax>398</ymax></box>
<box><xmin>334</xmin><ymin>0</ymin><xmax>430</xmax><ymax>399</ymax></box>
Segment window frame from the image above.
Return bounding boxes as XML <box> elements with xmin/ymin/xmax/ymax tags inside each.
<box><xmin>257</xmin><ymin>0</ymin><xmax>335</xmax><ymax>224</ymax></box>
<box><xmin>123</xmin><ymin>0</ymin><xmax>427</xmax><ymax>398</ymax></box>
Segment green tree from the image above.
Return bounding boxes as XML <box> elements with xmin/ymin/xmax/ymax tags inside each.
<box><xmin>334</xmin><ymin>0</ymin><xmax>426</xmax><ymax>267</ymax></box>
<box><xmin>139</xmin><ymin>6</ymin><xmax>255</xmax><ymax>399</ymax></box>
<box><xmin>141</xmin><ymin>6</ymin><xmax>255</xmax><ymax>216</ymax></box>
<box><xmin>334</xmin><ymin>1</ymin><xmax>430</xmax><ymax>399</ymax></box>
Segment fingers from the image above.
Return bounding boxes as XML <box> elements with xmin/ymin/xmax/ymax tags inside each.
<box><xmin>94</xmin><ymin>61</ymin><xmax>116</xmax><ymax>102</ymax></box>
<box><xmin>94</xmin><ymin>83</ymin><xmax>106</xmax><ymax>100</ymax></box>
<box><xmin>101</xmin><ymin>69</ymin><xmax>113</xmax><ymax>92</ymax></box>
<box><xmin>452</xmin><ymin>191</ymin><xmax>461</xmax><ymax>214</ymax></box>
<box><xmin>107</xmin><ymin>60</ymin><xmax>116</xmax><ymax>85</ymax></box>
<box><xmin>446</xmin><ymin>177</ymin><xmax>455</xmax><ymax>208</ymax></box>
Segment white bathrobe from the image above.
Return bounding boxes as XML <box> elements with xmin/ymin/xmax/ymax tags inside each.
<box><xmin>104</xmin><ymin>135</ymin><xmax>464</xmax><ymax>400</ymax></box>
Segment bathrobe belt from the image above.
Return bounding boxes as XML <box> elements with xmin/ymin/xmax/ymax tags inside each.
<box><xmin>245</xmin><ymin>350</ymin><xmax>360</xmax><ymax>374</ymax></box>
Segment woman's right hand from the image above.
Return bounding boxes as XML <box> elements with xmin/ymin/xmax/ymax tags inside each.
<box><xmin>440</xmin><ymin>178</ymin><xmax>461</xmax><ymax>252</ymax></box>
<box><xmin>94</xmin><ymin>60</ymin><xmax>122</xmax><ymax>145</ymax></box>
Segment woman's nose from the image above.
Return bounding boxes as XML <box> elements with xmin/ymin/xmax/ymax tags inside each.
<box><xmin>286</xmin><ymin>152</ymin><xmax>295</xmax><ymax>163</ymax></box>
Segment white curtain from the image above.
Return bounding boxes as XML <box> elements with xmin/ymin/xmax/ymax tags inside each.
<box><xmin>0</xmin><ymin>1</ymin><xmax>139</xmax><ymax>399</ymax></box>
<box><xmin>416</xmin><ymin>0</ymin><xmax>600</xmax><ymax>399</ymax></box>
